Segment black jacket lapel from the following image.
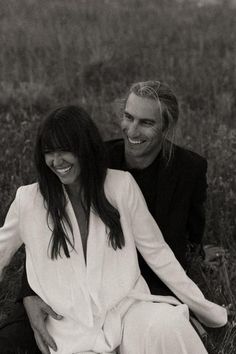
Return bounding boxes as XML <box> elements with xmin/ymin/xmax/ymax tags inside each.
<box><xmin>155</xmin><ymin>152</ymin><xmax>179</xmax><ymax>224</ymax></box>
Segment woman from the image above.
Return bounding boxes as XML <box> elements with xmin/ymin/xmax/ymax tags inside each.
<box><xmin>0</xmin><ymin>105</ymin><xmax>227</xmax><ymax>354</ymax></box>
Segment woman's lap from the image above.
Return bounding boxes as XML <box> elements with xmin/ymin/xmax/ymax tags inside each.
<box><xmin>0</xmin><ymin>302</ymin><xmax>207</xmax><ymax>354</ymax></box>
<box><xmin>119</xmin><ymin>301</ymin><xmax>207</xmax><ymax>354</ymax></box>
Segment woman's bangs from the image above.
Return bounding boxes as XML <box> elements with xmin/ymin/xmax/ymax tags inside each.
<box><xmin>41</xmin><ymin>125</ymin><xmax>73</xmax><ymax>153</ymax></box>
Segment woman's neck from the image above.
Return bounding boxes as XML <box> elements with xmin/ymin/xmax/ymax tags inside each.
<box><xmin>65</xmin><ymin>181</ymin><xmax>81</xmax><ymax>200</ymax></box>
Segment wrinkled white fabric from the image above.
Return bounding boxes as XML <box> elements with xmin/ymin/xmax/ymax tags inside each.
<box><xmin>0</xmin><ymin>169</ymin><xmax>227</xmax><ymax>354</ymax></box>
<box><xmin>120</xmin><ymin>302</ymin><xmax>207</xmax><ymax>354</ymax></box>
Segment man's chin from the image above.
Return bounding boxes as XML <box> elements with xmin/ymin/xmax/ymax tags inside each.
<box><xmin>125</xmin><ymin>146</ymin><xmax>147</xmax><ymax>158</ymax></box>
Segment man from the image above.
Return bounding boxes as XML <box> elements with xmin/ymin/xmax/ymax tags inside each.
<box><xmin>0</xmin><ymin>81</ymin><xmax>208</xmax><ymax>353</ymax></box>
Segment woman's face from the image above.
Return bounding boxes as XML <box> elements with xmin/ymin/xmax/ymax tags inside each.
<box><xmin>45</xmin><ymin>150</ymin><xmax>81</xmax><ymax>185</ymax></box>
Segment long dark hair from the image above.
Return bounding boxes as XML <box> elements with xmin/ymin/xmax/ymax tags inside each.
<box><xmin>34</xmin><ymin>105</ymin><xmax>124</xmax><ymax>259</ymax></box>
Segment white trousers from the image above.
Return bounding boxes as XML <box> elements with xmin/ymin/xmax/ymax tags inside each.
<box><xmin>78</xmin><ymin>302</ymin><xmax>207</xmax><ymax>354</ymax></box>
<box><xmin>119</xmin><ymin>302</ymin><xmax>208</xmax><ymax>354</ymax></box>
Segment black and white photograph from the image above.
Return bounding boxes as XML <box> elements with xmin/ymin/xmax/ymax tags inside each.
<box><xmin>0</xmin><ymin>1</ymin><xmax>235</xmax><ymax>353</ymax></box>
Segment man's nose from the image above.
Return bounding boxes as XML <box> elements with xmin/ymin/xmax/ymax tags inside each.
<box><xmin>127</xmin><ymin>121</ymin><xmax>139</xmax><ymax>136</ymax></box>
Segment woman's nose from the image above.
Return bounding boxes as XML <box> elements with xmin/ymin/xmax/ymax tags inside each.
<box><xmin>52</xmin><ymin>152</ymin><xmax>63</xmax><ymax>166</ymax></box>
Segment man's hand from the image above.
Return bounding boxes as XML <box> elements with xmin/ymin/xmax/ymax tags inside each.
<box><xmin>203</xmin><ymin>244</ymin><xmax>229</xmax><ymax>267</ymax></box>
<box><xmin>23</xmin><ymin>295</ymin><xmax>63</xmax><ymax>354</ymax></box>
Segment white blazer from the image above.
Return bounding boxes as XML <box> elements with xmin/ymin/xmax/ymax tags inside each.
<box><xmin>0</xmin><ymin>169</ymin><xmax>227</xmax><ymax>354</ymax></box>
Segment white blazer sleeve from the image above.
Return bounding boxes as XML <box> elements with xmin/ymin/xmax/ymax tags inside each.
<box><xmin>124</xmin><ymin>172</ymin><xmax>227</xmax><ymax>328</ymax></box>
<box><xmin>0</xmin><ymin>188</ymin><xmax>23</xmax><ymax>280</ymax></box>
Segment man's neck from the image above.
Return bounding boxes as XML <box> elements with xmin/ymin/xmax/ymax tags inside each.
<box><xmin>125</xmin><ymin>148</ymin><xmax>162</xmax><ymax>170</ymax></box>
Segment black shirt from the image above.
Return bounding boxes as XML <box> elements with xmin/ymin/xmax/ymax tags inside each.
<box><xmin>123</xmin><ymin>156</ymin><xmax>160</xmax><ymax>217</ymax></box>
<box><xmin>107</xmin><ymin>143</ymin><xmax>173</xmax><ymax>295</ymax></box>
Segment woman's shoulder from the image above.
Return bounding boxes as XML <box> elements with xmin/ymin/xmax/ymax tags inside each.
<box><xmin>105</xmin><ymin>169</ymin><xmax>137</xmax><ymax>201</ymax></box>
<box><xmin>105</xmin><ymin>169</ymin><xmax>147</xmax><ymax>213</ymax></box>
<box><xmin>16</xmin><ymin>182</ymin><xmax>40</xmax><ymax>200</ymax></box>
<box><xmin>17</xmin><ymin>182</ymin><xmax>39</xmax><ymax>192</ymax></box>
<box><xmin>105</xmin><ymin>168</ymin><xmax>131</xmax><ymax>191</ymax></box>
<box><xmin>106</xmin><ymin>168</ymin><xmax>132</xmax><ymax>186</ymax></box>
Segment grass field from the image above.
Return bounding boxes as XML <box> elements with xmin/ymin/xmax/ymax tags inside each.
<box><xmin>0</xmin><ymin>0</ymin><xmax>235</xmax><ymax>352</ymax></box>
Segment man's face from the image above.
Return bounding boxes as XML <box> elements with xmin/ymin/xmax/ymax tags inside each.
<box><xmin>121</xmin><ymin>92</ymin><xmax>163</xmax><ymax>161</ymax></box>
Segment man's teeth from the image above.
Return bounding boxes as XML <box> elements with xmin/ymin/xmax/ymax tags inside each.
<box><xmin>128</xmin><ymin>137</ymin><xmax>144</xmax><ymax>144</ymax></box>
<box><xmin>56</xmin><ymin>166</ymin><xmax>72</xmax><ymax>174</ymax></box>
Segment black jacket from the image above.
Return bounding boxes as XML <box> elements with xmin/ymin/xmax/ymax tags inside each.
<box><xmin>19</xmin><ymin>139</ymin><xmax>207</xmax><ymax>298</ymax></box>
<box><xmin>105</xmin><ymin>139</ymin><xmax>207</xmax><ymax>295</ymax></box>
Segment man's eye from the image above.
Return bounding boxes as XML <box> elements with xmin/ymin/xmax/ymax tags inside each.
<box><xmin>124</xmin><ymin>114</ymin><xmax>133</xmax><ymax>121</ymax></box>
<box><xmin>142</xmin><ymin>121</ymin><xmax>153</xmax><ymax>126</ymax></box>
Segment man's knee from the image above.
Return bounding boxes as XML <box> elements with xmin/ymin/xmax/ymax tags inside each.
<box><xmin>0</xmin><ymin>313</ymin><xmax>39</xmax><ymax>354</ymax></box>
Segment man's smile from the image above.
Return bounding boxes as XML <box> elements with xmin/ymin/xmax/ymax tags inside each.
<box><xmin>127</xmin><ymin>136</ymin><xmax>146</xmax><ymax>145</ymax></box>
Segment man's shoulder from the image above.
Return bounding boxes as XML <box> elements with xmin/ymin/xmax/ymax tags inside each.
<box><xmin>105</xmin><ymin>138</ymin><xmax>124</xmax><ymax>168</ymax></box>
<box><xmin>172</xmin><ymin>144</ymin><xmax>207</xmax><ymax>171</ymax></box>
<box><xmin>105</xmin><ymin>138</ymin><xmax>124</xmax><ymax>151</ymax></box>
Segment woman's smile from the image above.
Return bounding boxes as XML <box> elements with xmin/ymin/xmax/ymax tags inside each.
<box><xmin>53</xmin><ymin>165</ymin><xmax>73</xmax><ymax>175</ymax></box>
<box><xmin>45</xmin><ymin>151</ymin><xmax>80</xmax><ymax>185</ymax></box>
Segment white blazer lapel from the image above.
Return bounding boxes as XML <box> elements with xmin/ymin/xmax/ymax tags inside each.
<box><xmin>63</xmin><ymin>188</ymin><xmax>107</xmax><ymax>320</ymax></box>
<box><xmin>86</xmin><ymin>208</ymin><xmax>107</xmax><ymax>315</ymax></box>
<box><xmin>64</xmin><ymin>195</ymin><xmax>94</xmax><ymax>326</ymax></box>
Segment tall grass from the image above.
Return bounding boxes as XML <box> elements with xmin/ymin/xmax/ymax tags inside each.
<box><xmin>0</xmin><ymin>0</ymin><xmax>235</xmax><ymax>352</ymax></box>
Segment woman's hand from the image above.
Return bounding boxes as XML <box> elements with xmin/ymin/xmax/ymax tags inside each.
<box><xmin>23</xmin><ymin>295</ymin><xmax>63</xmax><ymax>354</ymax></box>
